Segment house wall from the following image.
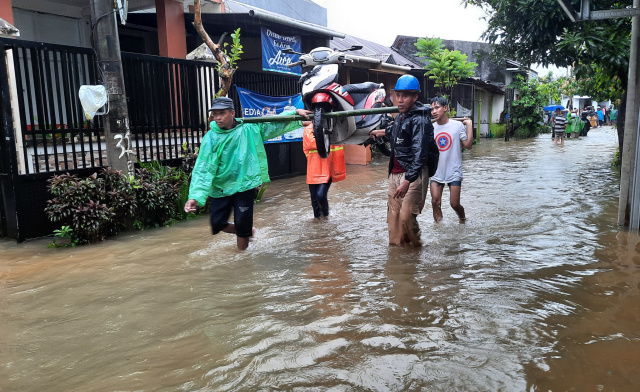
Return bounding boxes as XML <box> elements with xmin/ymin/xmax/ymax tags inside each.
<box><xmin>12</xmin><ymin>6</ymin><xmax>90</xmax><ymax>47</ymax></box>
<box><xmin>0</xmin><ymin>0</ymin><xmax>12</xmax><ymax>24</ymax></box>
<box><xmin>473</xmin><ymin>90</ymin><xmax>504</xmax><ymax>137</ymax></box>
<box><xmin>492</xmin><ymin>94</ymin><xmax>505</xmax><ymax>123</ymax></box>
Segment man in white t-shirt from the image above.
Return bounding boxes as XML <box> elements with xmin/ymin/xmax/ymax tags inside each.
<box><xmin>429</xmin><ymin>96</ymin><xmax>473</xmax><ymax>223</ymax></box>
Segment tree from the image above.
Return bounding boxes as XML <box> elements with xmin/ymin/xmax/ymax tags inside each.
<box><xmin>193</xmin><ymin>0</ymin><xmax>243</xmax><ymax>97</ymax></box>
<box><xmin>414</xmin><ymin>37</ymin><xmax>478</xmax><ymax>105</ymax></box>
<box><xmin>509</xmin><ymin>75</ymin><xmax>548</xmax><ymax>138</ymax></box>
<box><xmin>462</xmin><ymin>0</ymin><xmax>630</xmax><ymax>151</ymax></box>
<box><xmin>537</xmin><ymin>72</ymin><xmax>565</xmax><ymax>104</ymax></box>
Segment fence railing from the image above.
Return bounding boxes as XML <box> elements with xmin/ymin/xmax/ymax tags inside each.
<box><xmin>0</xmin><ymin>38</ymin><xmax>104</xmax><ymax>175</ymax></box>
<box><xmin>122</xmin><ymin>52</ymin><xmax>217</xmax><ymax>163</ymax></box>
<box><xmin>0</xmin><ymin>39</ymin><xmax>302</xmax><ymax>177</ymax></box>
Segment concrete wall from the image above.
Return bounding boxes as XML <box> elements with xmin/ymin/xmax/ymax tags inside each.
<box><xmin>12</xmin><ymin>3</ymin><xmax>90</xmax><ymax>47</ymax></box>
<box><xmin>474</xmin><ymin>90</ymin><xmax>505</xmax><ymax>137</ymax></box>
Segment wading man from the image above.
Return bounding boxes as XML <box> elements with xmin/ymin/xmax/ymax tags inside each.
<box><xmin>184</xmin><ymin>97</ymin><xmax>311</xmax><ymax>250</ymax></box>
<box><xmin>429</xmin><ymin>96</ymin><xmax>473</xmax><ymax>223</ymax></box>
<box><xmin>370</xmin><ymin>75</ymin><xmax>439</xmax><ymax>246</ymax></box>
<box><xmin>552</xmin><ymin>107</ymin><xmax>567</xmax><ymax>144</ymax></box>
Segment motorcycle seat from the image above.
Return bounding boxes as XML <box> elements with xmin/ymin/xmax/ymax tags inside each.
<box><xmin>343</xmin><ymin>82</ymin><xmax>382</xmax><ymax>95</ymax></box>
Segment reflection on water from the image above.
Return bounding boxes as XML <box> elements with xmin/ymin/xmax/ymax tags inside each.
<box><xmin>2</xmin><ymin>127</ymin><xmax>639</xmax><ymax>390</ymax></box>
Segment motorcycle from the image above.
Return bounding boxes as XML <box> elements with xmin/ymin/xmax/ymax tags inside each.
<box><xmin>283</xmin><ymin>46</ymin><xmax>390</xmax><ymax>158</ymax></box>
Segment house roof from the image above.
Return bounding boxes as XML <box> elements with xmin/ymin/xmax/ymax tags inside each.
<box><xmin>331</xmin><ymin>35</ymin><xmax>423</xmax><ymax>69</ymax></box>
<box><xmin>221</xmin><ymin>0</ymin><xmax>344</xmax><ymax>38</ymax></box>
<box><xmin>471</xmin><ymin>77</ymin><xmax>505</xmax><ymax>95</ymax></box>
<box><xmin>128</xmin><ymin>5</ymin><xmax>343</xmax><ymax>39</ymax></box>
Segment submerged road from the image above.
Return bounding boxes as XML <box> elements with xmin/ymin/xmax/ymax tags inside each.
<box><xmin>1</xmin><ymin>126</ymin><xmax>638</xmax><ymax>391</ymax></box>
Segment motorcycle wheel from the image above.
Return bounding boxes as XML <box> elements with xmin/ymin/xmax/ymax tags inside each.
<box><xmin>313</xmin><ymin>107</ymin><xmax>330</xmax><ymax>158</ymax></box>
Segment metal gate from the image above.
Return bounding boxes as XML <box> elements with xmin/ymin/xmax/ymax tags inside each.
<box><xmin>0</xmin><ymin>39</ymin><xmax>304</xmax><ymax>241</ymax></box>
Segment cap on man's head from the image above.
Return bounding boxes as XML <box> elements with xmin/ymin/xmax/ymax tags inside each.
<box><xmin>209</xmin><ymin>97</ymin><xmax>234</xmax><ymax>111</ymax></box>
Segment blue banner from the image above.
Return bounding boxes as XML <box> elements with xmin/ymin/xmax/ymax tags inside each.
<box><xmin>236</xmin><ymin>86</ymin><xmax>304</xmax><ymax>143</ymax></box>
<box><xmin>261</xmin><ymin>26</ymin><xmax>301</xmax><ymax>75</ymax></box>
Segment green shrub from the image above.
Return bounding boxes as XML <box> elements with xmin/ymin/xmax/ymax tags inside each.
<box><xmin>135</xmin><ymin>163</ymin><xmax>185</xmax><ymax>227</ymax></box>
<box><xmin>489</xmin><ymin>124</ymin><xmax>506</xmax><ymax>138</ymax></box>
<box><xmin>45</xmin><ymin>173</ymin><xmax>116</xmax><ymax>244</ymax></box>
<box><xmin>509</xmin><ymin>75</ymin><xmax>547</xmax><ymax>138</ymax></box>
<box><xmin>46</xmin><ymin>158</ymin><xmax>203</xmax><ymax>245</ymax></box>
<box><xmin>612</xmin><ymin>148</ymin><xmax>621</xmax><ymax>167</ymax></box>
<box><xmin>48</xmin><ymin>225</ymin><xmax>78</xmax><ymax>248</ymax></box>
<box><xmin>102</xmin><ymin>168</ymin><xmax>137</xmax><ymax>231</ymax></box>
<box><xmin>514</xmin><ymin>123</ymin><xmax>548</xmax><ymax>139</ymax></box>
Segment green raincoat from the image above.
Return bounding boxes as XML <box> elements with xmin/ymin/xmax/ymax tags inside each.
<box><xmin>188</xmin><ymin>111</ymin><xmax>303</xmax><ymax>206</ymax></box>
<box><xmin>566</xmin><ymin>116</ymin><xmax>584</xmax><ymax>134</ymax></box>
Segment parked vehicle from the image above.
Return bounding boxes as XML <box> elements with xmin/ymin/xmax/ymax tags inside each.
<box><xmin>284</xmin><ymin>46</ymin><xmax>389</xmax><ymax>158</ymax></box>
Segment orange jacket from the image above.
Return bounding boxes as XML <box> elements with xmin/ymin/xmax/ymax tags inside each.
<box><xmin>303</xmin><ymin>124</ymin><xmax>346</xmax><ymax>184</ymax></box>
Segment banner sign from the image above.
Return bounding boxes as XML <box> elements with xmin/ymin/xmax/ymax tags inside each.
<box><xmin>236</xmin><ymin>86</ymin><xmax>304</xmax><ymax>143</ymax></box>
<box><xmin>261</xmin><ymin>26</ymin><xmax>301</xmax><ymax>75</ymax></box>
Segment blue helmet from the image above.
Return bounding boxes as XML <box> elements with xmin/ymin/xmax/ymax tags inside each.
<box><xmin>394</xmin><ymin>75</ymin><xmax>420</xmax><ymax>93</ymax></box>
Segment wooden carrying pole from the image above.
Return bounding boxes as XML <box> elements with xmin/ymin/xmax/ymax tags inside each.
<box><xmin>239</xmin><ymin>106</ymin><xmax>400</xmax><ymax>123</ymax></box>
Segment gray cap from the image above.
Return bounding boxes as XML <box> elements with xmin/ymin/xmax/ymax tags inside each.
<box><xmin>209</xmin><ymin>97</ymin><xmax>234</xmax><ymax>111</ymax></box>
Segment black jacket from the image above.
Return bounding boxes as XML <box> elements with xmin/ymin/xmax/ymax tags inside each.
<box><xmin>384</xmin><ymin>102</ymin><xmax>439</xmax><ymax>182</ymax></box>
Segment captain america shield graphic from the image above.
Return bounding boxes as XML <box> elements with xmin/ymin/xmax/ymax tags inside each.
<box><xmin>436</xmin><ymin>132</ymin><xmax>452</xmax><ymax>152</ymax></box>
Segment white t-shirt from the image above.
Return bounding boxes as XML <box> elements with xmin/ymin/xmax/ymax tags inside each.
<box><xmin>432</xmin><ymin>119</ymin><xmax>467</xmax><ymax>183</ymax></box>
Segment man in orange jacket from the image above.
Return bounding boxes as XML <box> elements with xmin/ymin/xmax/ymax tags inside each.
<box><xmin>303</xmin><ymin>124</ymin><xmax>346</xmax><ymax>219</ymax></box>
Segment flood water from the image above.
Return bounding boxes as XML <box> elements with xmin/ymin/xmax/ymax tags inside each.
<box><xmin>1</xmin><ymin>126</ymin><xmax>639</xmax><ymax>391</ymax></box>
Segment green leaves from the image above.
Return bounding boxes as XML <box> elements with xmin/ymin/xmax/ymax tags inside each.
<box><xmin>218</xmin><ymin>28</ymin><xmax>243</xmax><ymax>73</ymax></box>
<box><xmin>46</xmin><ymin>157</ymin><xmax>204</xmax><ymax>246</ymax></box>
<box><xmin>508</xmin><ymin>75</ymin><xmax>548</xmax><ymax>138</ymax></box>
<box><xmin>414</xmin><ymin>37</ymin><xmax>478</xmax><ymax>97</ymax></box>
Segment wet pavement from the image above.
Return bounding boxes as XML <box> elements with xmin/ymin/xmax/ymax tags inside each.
<box><xmin>1</xmin><ymin>126</ymin><xmax>639</xmax><ymax>391</ymax></box>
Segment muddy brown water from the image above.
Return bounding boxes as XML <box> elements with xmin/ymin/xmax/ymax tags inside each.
<box><xmin>1</xmin><ymin>127</ymin><xmax>639</xmax><ymax>391</ymax></box>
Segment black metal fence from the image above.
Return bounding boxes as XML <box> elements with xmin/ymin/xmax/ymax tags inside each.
<box><xmin>122</xmin><ymin>52</ymin><xmax>216</xmax><ymax>163</ymax></box>
<box><xmin>0</xmin><ymin>38</ymin><xmax>304</xmax><ymax>241</ymax></box>
<box><xmin>0</xmin><ymin>38</ymin><xmax>104</xmax><ymax>175</ymax></box>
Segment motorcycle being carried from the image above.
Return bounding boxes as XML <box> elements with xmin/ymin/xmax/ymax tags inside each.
<box><xmin>283</xmin><ymin>46</ymin><xmax>391</xmax><ymax>158</ymax></box>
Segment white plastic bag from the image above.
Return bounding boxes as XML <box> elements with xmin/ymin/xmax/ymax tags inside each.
<box><xmin>78</xmin><ymin>85</ymin><xmax>108</xmax><ymax>121</ymax></box>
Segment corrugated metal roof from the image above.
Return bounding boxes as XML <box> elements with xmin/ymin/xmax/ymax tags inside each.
<box><xmin>331</xmin><ymin>35</ymin><xmax>423</xmax><ymax>69</ymax></box>
<box><xmin>223</xmin><ymin>0</ymin><xmax>341</xmax><ymax>38</ymax></box>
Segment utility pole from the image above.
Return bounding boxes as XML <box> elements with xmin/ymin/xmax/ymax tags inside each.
<box><xmin>90</xmin><ymin>0</ymin><xmax>134</xmax><ymax>177</ymax></box>
<box><xmin>619</xmin><ymin>0</ymin><xmax>640</xmax><ymax>227</ymax></box>
<box><xmin>557</xmin><ymin>0</ymin><xmax>640</xmax><ymax>228</ymax></box>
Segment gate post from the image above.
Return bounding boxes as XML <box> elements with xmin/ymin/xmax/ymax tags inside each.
<box><xmin>0</xmin><ymin>44</ymin><xmax>19</xmax><ymax>238</ymax></box>
<box><xmin>90</xmin><ymin>0</ymin><xmax>134</xmax><ymax>177</ymax></box>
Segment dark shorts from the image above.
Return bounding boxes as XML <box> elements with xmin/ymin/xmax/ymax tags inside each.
<box><xmin>209</xmin><ymin>189</ymin><xmax>255</xmax><ymax>238</ymax></box>
<box><xmin>430</xmin><ymin>179</ymin><xmax>462</xmax><ymax>187</ymax></box>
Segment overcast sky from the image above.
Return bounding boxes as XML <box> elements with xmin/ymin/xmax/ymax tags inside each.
<box><xmin>311</xmin><ymin>0</ymin><xmax>489</xmax><ymax>45</ymax></box>
<box><xmin>310</xmin><ymin>0</ymin><xmax>568</xmax><ymax>77</ymax></box>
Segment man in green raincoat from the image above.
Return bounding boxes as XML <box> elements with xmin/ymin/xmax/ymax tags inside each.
<box><xmin>184</xmin><ymin>97</ymin><xmax>311</xmax><ymax>250</ymax></box>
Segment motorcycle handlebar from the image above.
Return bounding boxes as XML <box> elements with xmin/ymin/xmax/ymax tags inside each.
<box><xmin>287</xmin><ymin>61</ymin><xmax>303</xmax><ymax>68</ymax></box>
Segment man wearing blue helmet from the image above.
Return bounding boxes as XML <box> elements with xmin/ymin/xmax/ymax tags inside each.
<box><xmin>370</xmin><ymin>74</ymin><xmax>439</xmax><ymax>246</ymax></box>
